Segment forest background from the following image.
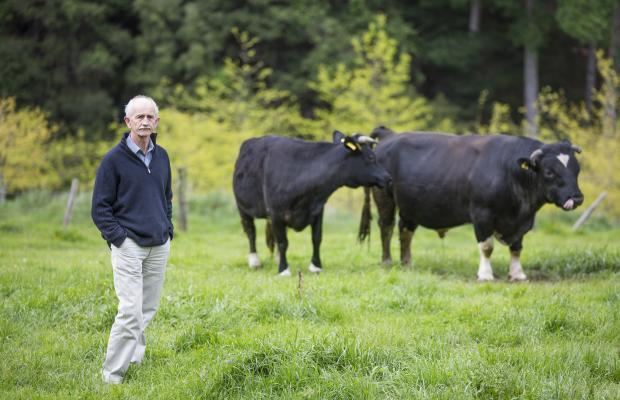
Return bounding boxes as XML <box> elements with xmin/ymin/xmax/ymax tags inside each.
<box><xmin>1</xmin><ymin>0</ymin><xmax>619</xmax><ymax>219</ymax></box>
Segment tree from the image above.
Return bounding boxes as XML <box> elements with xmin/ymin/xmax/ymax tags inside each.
<box><xmin>0</xmin><ymin>0</ymin><xmax>134</xmax><ymax>135</ymax></box>
<box><xmin>157</xmin><ymin>29</ymin><xmax>309</xmax><ymax>191</ymax></box>
<box><xmin>537</xmin><ymin>53</ymin><xmax>620</xmax><ymax>217</ymax></box>
<box><xmin>0</xmin><ymin>98</ymin><xmax>55</xmax><ymax>201</ymax></box>
<box><xmin>470</xmin><ymin>0</ymin><xmax>482</xmax><ymax>33</ymax></box>
<box><xmin>556</xmin><ymin>0</ymin><xmax>616</xmax><ymax>114</ymax></box>
<box><xmin>311</xmin><ymin>15</ymin><xmax>435</xmax><ymax>137</ymax></box>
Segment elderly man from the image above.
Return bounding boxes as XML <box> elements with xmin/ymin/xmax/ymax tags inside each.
<box><xmin>92</xmin><ymin>95</ymin><xmax>173</xmax><ymax>384</ymax></box>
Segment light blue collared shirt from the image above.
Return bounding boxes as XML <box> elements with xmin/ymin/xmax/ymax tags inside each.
<box><xmin>126</xmin><ymin>135</ymin><xmax>154</xmax><ymax>168</ymax></box>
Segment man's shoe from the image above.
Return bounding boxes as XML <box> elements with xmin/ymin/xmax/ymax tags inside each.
<box><xmin>102</xmin><ymin>371</ymin><xmax>123</xmax><ymax>385</ymax></box>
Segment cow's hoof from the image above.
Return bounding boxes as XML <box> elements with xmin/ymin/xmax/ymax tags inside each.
<box><xmin>477</xmin><ymin>275</ymin><xmax>495</xmax><ymax>282</ymax></box>
<box><xmin>308</xmin><ymin>263</ymin><xmax>322</xmax><ymax>274</ymax></box>
<box><xmin>382</xmin><ymin>259</ymin><xmax>393</xmax><ymax>267</ymax></box>
<box><xmin>508</xmin><ymin>273</ymin><xmax>528</xmax><ymax>282</ymax></box>
<box><xmin>248</xmin><ymin>253</ymin><xmax>261</xmax><ymax>269</ymax></box>
<box><xmin>278</xmin><ymin>268</ymin><xmax>291</xmax><ymax>277</ymax></box>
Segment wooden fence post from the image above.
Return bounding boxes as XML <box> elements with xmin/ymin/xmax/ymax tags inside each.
<box><xmin>63</xmin><ymin>178</ymin><xmax>79</xmax><ymax>227</ymax></box>
<box><xmin>177</xmin><ymin>167</ymin><xmax>188</xmax><ymax>231</ymax></box>
<box><xmin>572</xmin><ymin>191</ymin><xmax>607</xmax><ymax>231</ymax></box>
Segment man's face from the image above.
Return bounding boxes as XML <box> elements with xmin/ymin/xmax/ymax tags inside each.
<box><xmin>124</xmin><ymin>99</ymin><xmax>159</xmax><ymax>138</ymax></box>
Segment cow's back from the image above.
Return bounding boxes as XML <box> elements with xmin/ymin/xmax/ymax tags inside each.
<box><xmin>377</xmin><ymin>133</ymin><xmax>538</xmax><ymax>229</ymax></box>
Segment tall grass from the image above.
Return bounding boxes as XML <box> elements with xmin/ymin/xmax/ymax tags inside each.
<box><xmin>0</xmin><ymin>190</ymin><xmax>618</xmax><ymax>399</ymax></box>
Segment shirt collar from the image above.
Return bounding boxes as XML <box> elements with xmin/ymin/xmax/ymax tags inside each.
<box><xmin>126</xmin><ymin>134</ymin><xmax>154</xmax><ymax>155</ymax></box>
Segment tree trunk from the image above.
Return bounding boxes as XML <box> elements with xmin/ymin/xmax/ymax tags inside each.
<box><xmin>524</xmin><ymin>46</ymin><xmax>539</xmax><ymax>137</ymax></box>
<box><xmin>605</xmin><ymin>3</ymin><xmax>620</xmax><ymax>136</ymax></box>
<box><xmin>469</xmin><ymin>0</ymin><xmax>482</xmax><ymax>33</ymax></box>
<box><xmin>585</xmin><ymin>43</ymin><xmax>597</xmax><ymax>116</ymax></box>
<box><xmin>523</xmin><ymin>0</ymin><xmax>538</xmax><ymax>137</ymax></box>
<box><xmin>610</xmin><ymin>2</ymin><xmax>620</xmax><ymax>71</ymax></box>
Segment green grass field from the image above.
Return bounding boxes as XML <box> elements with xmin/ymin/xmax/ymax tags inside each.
<box><xmin>1</xmin><ymin>191</ymin><xmax>619</xmax><ymax>399</ymax></box>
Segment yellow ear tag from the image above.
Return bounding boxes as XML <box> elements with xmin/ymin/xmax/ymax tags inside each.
<box><xmin>345</xmin><ymin>141</ymin><xmax>358</xmax><ymax>151</ymax></box>
<box><xmin>521</xmin><ymin>162</ymin><xmax>529</xmax><ymax>170</ymax></box>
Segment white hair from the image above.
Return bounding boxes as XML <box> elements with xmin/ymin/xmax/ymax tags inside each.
<box><xmin>124</xmin><ymin>95</ymin><xmax>159</xmax><ymax>118</ymax></box>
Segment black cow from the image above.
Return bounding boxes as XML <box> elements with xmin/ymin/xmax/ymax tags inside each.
<box><xmin>359</xmin><ymin>127</ymin><xmax>584</xmax><ymax>281</ymax></box>
<box><xmin>233</xmin><ymin>130</ymin><xmax>391</xmax><ymax>276</ymax></box>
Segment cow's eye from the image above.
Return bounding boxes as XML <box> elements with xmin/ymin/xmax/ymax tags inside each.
<box><xmin>544</xmin><ymin>169</ymin><xmax>556</xmax><ymax>180</ymax></box>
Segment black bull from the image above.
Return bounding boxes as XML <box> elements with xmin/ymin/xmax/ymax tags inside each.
<box><xmin>233</xmin><ymin>131</ymin><xmax>390</xmax><ymax>276</ymax></box>
<box><xmin>359</xmin><ymin>128</ymin><xmax>584</xmax><ymax>281</ymax></box>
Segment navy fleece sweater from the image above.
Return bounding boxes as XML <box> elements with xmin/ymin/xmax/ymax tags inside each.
<box><xmin>92</xmin><ymin>132</ymin><xmax>173</xmax><ymax>248</ymax></box>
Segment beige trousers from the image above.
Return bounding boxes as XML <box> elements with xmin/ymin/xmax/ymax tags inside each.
<box><xmin>102</xmin><ymin>237</ymin><xmax>170</xmax><ymax>384</ymax></box>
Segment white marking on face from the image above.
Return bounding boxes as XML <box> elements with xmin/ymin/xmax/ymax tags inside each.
<box><xmin>557</xmin><ymin>153</ymin><xmax>569</xmax><ymax>168</ymax></box>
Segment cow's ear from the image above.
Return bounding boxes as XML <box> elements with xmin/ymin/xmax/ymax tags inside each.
<box><xmin>517</xmin><ymin>158</ymin><xmax>537</xmax><ymax>172</ymax></box>
<box><xmin>341</xmin><ymin>136</ymin><xmax>361</xmax><ymax>152</ymax></box>
<box><xmin>332</xmin><ymin>130</ymin><xmax>346</xmax><ymax>143</ymax></box>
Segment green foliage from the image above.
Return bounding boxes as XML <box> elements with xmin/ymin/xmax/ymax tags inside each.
<box><xmin>0</xmin><ymin>98</ymin><xmax>56</xmax><ymax>194</ymax></box>
<box><xmin>0</xmin><ymin>98</ymin><xmax>113</xmax><ymax>196</ymax></box>
<box><xmin>0</xmin><ymin>0</ymin><xmax>133</xmax><ymax>133</ymax></box>
<box><xmin>2</xmin><ymin>0</ymin><xmax>619</xmax><ymax>143</ymax></box>
<box><xmin>47</xmin><ymin>130</ymin><xmax>114</xmax><ymax>191</ymax></box>
<box><xmin>537</xmin><ymin>52</ymin><xmax>620</xmax><ymax>217</ymax></box>
<box><xmin>476</xmin><ymin>90</ymin><xmax>520</xmax><ymax>135</ymax></box>
<box><xmin>491</xmin><ymin>0</ymin><xmax>555</xmax><ymax>49</ymax></box>
<box><xmin>311</xmin><ymin>15</ymin><xmax>436</xmax><ymax>137</ymax></box>
<box><xmin>2</xmin><ymin>1</ymin><xmax>620</xmax><ymax>218</ymax></box>
<box><xmin>172</xmin><ymin>28</ymin><xmax>312</xmax><ymax>137</ymax></box>
<box><xmin>159</xmin><ymin>110</ymin><xmax>243</xmax><ymax>192</ymax></box>
<box><xmin>556</xmin><ymin>0</ymin><xmax>616</xmax><ymax>43</ymax></box>
<box><xmin>158</xmin><ymin>29</ymin><xmax>312</xmax><ymax>191</ymax></box>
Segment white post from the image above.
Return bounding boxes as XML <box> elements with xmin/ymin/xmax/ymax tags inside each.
<box><xmin>572</xmin><ymin>191</ymin><xmax>607</xmax><ymax>231</ymax></box>
<box><xmin>63</xmin><ymin>178</ymin><xmax>79</xmax><ymax>227</ymax></box>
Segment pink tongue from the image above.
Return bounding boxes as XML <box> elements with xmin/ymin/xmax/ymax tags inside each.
<box><xmin>563</xmin><ymin>199</ymin><xmax>574</xmax><ymax>210</ymax></box>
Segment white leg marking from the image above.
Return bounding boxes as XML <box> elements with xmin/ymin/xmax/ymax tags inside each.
<box><xmin>278</xmin><ymin>268</ymin><xmax>291</xmax><ymax>277</ymax></box>
<box><xmin>557</xmin><ymin>153</ymin><xmax>569</xmax><ymax>168</ymax></box>
<box><xmin>308</xmin><ymin>263</ymin><xmax>322</xmax><ymax>274</ymax></box>
<box><xmin>248</xmin><ymin>253</ymin><xmax>261</xmax><ymax>269</ymax></box>
<box><xmin>509</xmin><ymin>252</ymin><xmax>527</xmax><ymax>282</ymax></box>
<box><xmin>477</xmin><ymin>237</ymin><xmax>495</xmax><ymax>281</ymax></box>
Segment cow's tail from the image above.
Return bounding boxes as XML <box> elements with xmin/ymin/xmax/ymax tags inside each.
<box><xmin>358</xmin><ymin>187</ymin><xmax>373</xmax><ymax>243</ymax></box>
<box><xmin>266</xmin><ymin>220</ymin><xmax>275</xmax><ymax>254</ymax></box>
